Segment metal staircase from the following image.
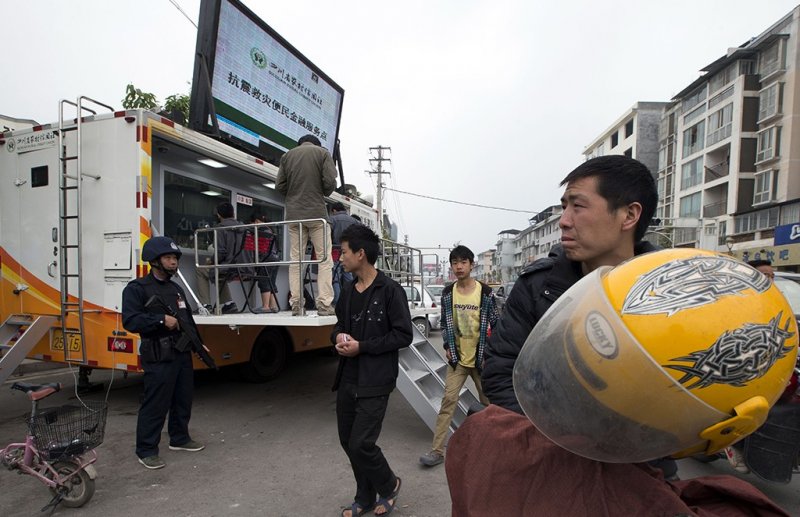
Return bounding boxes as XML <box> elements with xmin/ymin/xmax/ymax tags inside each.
<box><xmin>57</xmin><ymin>96</ymin><xmax>112</xmax><ymax>364</ymax></box>
<box><xmin>396</xmin><ymin>326</ymin><xmax>480</xmax><ymax>437</ymax></box>
<box><xmin>0</xmin><ymin>315</ymin><xmax>59</xmax><ymax>384</ymax></box>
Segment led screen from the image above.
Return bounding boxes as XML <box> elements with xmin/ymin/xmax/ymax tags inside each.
<box><xmin>190</xmin><ymin>0</ymin><xmax>344</xmax><ymax>158</ymax></box>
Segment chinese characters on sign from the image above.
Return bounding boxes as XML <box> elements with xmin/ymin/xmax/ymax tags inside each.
<box><xmin>9</xmin><ymin>131</ymin><xmax>56</xmax><ymax>154</ymax></box>
<box><xmin>227</xmin><ymin>70</ymin><xmax>328</xmax><ymax>141</ymax></box>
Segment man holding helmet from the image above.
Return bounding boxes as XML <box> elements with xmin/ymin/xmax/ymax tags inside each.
<box><xmin>446</xmin><ymin>156</ymin><xmax>790</xmax><ymax>515</ymax></box>
<box><xmin>122</xmin><ymin>236</ymin><xmax>205</xmax><ymax>470</ymax></box>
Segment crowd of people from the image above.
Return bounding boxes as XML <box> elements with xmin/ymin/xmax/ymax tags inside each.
<box><xmin>122</xmin><ymin>136</ymin><xmax>794</xmax><ymax>515</ymax></box>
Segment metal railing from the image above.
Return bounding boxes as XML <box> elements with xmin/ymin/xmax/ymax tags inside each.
<box><xmin>193</xmin><ymin>218</ymin><xmax>329</xmax><ymax>315</ymax></box>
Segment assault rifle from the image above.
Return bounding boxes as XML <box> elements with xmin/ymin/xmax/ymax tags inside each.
<box><xmin>144</xmin><ymin>295</ymin><xmax>218</xmax><ymax>370</ymax></box>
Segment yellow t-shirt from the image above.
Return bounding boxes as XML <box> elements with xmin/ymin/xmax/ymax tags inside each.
<box><xmin>453</xmin><ymin>283</ymin><xmax>481</xmax><ymax>367</ymax></box>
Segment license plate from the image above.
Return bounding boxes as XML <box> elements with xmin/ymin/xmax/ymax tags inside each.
<box><xmin>52</xmin><ymin>330</ymin><xmax>82</xmax><ymax>353</ymax></box>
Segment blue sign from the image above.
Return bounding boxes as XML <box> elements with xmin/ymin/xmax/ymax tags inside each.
<box><xmin>774</xmin><ymin>223</ymin><xmax>800</xmax><ymax>246</ymax></box>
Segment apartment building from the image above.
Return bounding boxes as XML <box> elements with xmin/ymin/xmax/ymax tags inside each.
<box><xmin>494</xmin><ymin>230</ymin><xmax>519</xmax><ymax>283</ymax></box>
<box><xmin>474</xmin><ymin>249</ymin><xmax>495</xmax><ymax>283</ymax></box>
<box><xmin>657</xmin><ymin>6</ymin><xmax>800</xmax><ymax>268</ymax></box>
<box><xmin>584</xmin><ymin>102</ymin><xmax>669</xmax><ymax>177</ymax></box>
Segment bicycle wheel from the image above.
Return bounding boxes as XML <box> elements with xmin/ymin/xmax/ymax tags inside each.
<box><xmin>47</xmin><ymin>460</ymin><xmax>95</xmax><ymax>507</ymax></box>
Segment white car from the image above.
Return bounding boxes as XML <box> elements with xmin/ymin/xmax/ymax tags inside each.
<box><xmin>402</xmin><ymin>283</ymin><xmax>442</xmax><ymax>336</ymax></box>
<box><xmin>426</xmin><ymin>284</ymin><xmax>445</xmax><ymax>306</ymax></box>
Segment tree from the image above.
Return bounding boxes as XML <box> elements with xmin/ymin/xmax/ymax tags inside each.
<box><xmin>121</xmin><ymin>83</ymin><xmax>158</xmax><ymax>110</ymax></box>
<box><xmin>121</xmin><ymin>83</ymin><xmax>190</xmax><ymax>124</ymax></box>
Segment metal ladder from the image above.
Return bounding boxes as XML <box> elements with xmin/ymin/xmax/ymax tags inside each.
<box><xmin>0</xmin><ymin>314</ymin><xmax>59</xmax><ymax>385</ymax></box>
<box><xmin>57</xmin><ymin>96</ymin><xmax>112</xmax><ymax>363</ymax></box>
<box><xmin>396</xmin><ymin>326</ymin><xmax>480</xmax><ymax>437</ymax></box>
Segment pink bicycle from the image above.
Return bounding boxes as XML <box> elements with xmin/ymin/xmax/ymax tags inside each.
<box><xmin>1</xmin><ymin>382</ymin><xmax>107</xmax><ymax>510</ymax></box>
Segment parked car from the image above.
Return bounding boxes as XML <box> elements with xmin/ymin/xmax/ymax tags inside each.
<box><xmin>426</xmin><ymin>284</ymin><xmax>445</xmax><ymax>306</ymax></box>
<box><xmin>494</xmin><ymin>281</ymin><xmax>516</xmax><ymax>313</ymax></box>
<box><xmin>402</xmin><ymin>283</ymin><xmax>442</xmax><ymax>336</ymax></box>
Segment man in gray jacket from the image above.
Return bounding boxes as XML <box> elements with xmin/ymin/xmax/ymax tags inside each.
<box><xmin>195</xmin><ymin>201</ymin><xmax>242</xmax><ymax>313</ymax></box>
<box><xmin>276</xmin><ymin>134</ymin><xmax>337</xmax><ymax>316</ymax></box>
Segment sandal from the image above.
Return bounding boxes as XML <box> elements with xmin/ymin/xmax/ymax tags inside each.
<box><xmin>374</xmin><ymin>477</ymin><xmax>401</xmax><ymax>516</ymax></box>
<box><xmin>341</xmin><ymin>502</ymin><xmax>374</xmax><ymax>517</ymax></box>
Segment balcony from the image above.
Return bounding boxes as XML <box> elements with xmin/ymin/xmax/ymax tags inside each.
<box><xmin>703</xmin><ymin>199</ymin><xmax>728</xmax><ymax>218</ymax></box>
<box><xmin>704</xmin><ymin>160</ymin><xmax>729</xmax><ymax>182</ymax></box>
<box><xmin>707</xmin><ymin>124</ymin><xmax>732</xmax><ymax>147</ymax></box>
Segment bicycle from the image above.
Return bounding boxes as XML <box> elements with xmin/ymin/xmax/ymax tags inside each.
<box><xmin>1</xmin><ymin>381</ymin><xmax>107</xmax><ymax>511</ymax></box>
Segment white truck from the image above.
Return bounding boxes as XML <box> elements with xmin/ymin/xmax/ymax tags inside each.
<box><xmin>0</xmin><ymin>97</ymin><xmax>434</xmax><ymax>384</ymax></box>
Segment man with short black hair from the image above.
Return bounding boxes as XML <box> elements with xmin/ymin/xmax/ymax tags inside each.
<box><xmin>332</xmin><ymin>224</ymin><xmax>411</xmax><ymax>517</ymax></box>
<box><xmin>420</xmin><ymin>245</ymin><xmax>498</xmax><ymax>468</ymax></box>
<box><xmin>748</xmin><ymin>258</ymin><xmax>775</xmax><ymax>281</ymax></box>
<box><xmin>276</xmin><ymin>134</ymin><xmax>337</xmax><ymax>316</ymax></box>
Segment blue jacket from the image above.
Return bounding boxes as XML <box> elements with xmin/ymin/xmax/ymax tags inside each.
<box><xmin>441</xmin><ymin>281</ymin><xmax>499</xmax><ymax>372</ymax></box>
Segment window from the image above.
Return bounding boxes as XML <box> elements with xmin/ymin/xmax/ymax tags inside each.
<box><xmin>679</xmin><ymin>192</ymin><xmax>701</xmax><ymax>218</ymax></box>
<box><xmin>611</xmin><ymin>132</ymin><xmax>618</xmax><ymax>148</ymax></box>
<box><xmin>707</xmin><ymin>103</ymin><xmax>733</xmax><ymax>145</ymax></box>
<box><xmin>753</xmin><ymin>170</ymin><xmax>775</xmax><ymax>205</ymax></box>
<box><xmin>758</xmin><ymin>82</ymin><xmax>782</xmax><ymax>122</ymax></box>
<box><xmin>681</xmin><ymin>157</ymin><xmax>703</xmax><ymax>189</ymax></box>
<box><xmin>163</xmin><ymin>171</ymin><xmax>233</xmax><ymax>249</ymax></box>
<box><xmin>625</xmin><ymin>119</ymin><xmax>634</xmax><ymax>138</ymax></box>
<box><xmin>708</xmin><ymin>63</ymin><xmax>735</xmax><ymax>93</ymax></box>
<box><xmin>760</xmin><ymin>42</ymin><xmax>783</xmax><ymax>77</ymax></box>
<box><xmin>682</xmin><ymin>87</ymin><xmax>707</xmax><ymax>114</ymax></box>
<box><xmin>734</xmin><ymin>207</ymin><xmax>779</xmax><ymax>233</ymax></box>
<box><xmin>31</xmin><ymin>165</ymin><xmax>48</xmax><ymax>188</ymax></box>
<box><xmin>756</xmin><ymin>126</ymin><xmax>780</xmax><ymax>163</ymax></box>
<box><xmin>624</xmin><ymin>148</ymin><xmax>632</xmax><ymax>158</ymax></box>
<box><xmin>682</xmin><ymin>121</ymin><xmax>705</xmax><ymax>157</ymax></box>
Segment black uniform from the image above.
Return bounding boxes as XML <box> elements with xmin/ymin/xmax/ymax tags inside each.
<box><xmin>122</xmin><ymin>272</ymin><xmax>197</xmax><ymax>459</ymax></box>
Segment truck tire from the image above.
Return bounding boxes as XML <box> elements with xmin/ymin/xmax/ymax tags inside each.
<box><xmin>239</xmin><ymin>328</ymin><xmax>291</xmax><ymax>383</ymax></box>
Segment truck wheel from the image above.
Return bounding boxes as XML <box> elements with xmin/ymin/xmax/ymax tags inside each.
<box><xmin>239</xmin><ymin>328</ymin><xmax>290</xmax><ymax>383</ymax></box>
<box><xmin>412</xmin><ymin>317</ymin><xmax>430</xmax><ymax>338</ymax></box>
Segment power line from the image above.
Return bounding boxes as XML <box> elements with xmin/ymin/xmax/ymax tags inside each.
<box><xmin>168</xmin><ymin>0</ymin><xmax>198</xmax><ymax>28</ymax></box>
<box><xmin>384</xmin><ymin>187</ymin><xmax>537</xmax><ymax>214</ymax></box>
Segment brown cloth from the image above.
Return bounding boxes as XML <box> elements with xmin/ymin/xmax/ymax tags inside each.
<box><xmin>445</xmin><ymin>405</ymin><xmax>789</xmax><ymax>517</ymax></box>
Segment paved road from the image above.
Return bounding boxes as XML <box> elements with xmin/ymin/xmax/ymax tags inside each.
<box><xmin>1</xmin><ymin>332</ymin><xmax>798</xmax><ymax>516</ymax></box>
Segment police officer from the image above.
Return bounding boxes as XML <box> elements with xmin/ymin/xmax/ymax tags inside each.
<box><xmin>122</xmin><ymin>236</ymin><xmax>205</xmax><ymax>470</ymax></box>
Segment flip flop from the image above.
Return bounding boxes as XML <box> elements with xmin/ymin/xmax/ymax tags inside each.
<box><xmin>341</xmin><ymin>502</ymin><xmax>374</xmax><ymax>517</ymax></box>
<box><xmin>374</xmin><ymin>477</ymin><xmax>401</xmax><ymax>516</ymax></box>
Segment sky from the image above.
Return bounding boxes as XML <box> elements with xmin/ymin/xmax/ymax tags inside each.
<box><xmin>3</xmin><ymin>0</ymin><xmax>800</xmax><ymax>262</ymax></box>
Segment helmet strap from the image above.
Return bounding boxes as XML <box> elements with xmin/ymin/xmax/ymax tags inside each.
<box><xmin>149</xmin><ymin>258</ymin><xmax>173</xmax><ymax>279</ymax></box>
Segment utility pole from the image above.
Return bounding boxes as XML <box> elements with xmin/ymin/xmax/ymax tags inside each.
<box><xmin>368</xmin><ymin>145</ymin><xmax>391</xmax><ymax>238</ymax></box>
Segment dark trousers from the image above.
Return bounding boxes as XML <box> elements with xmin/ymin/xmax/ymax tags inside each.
<box><xmin>136</xmin><ymin>350</ymin><xmax>194</xmax><ymax>458</ymax></box>
<box><xmin>336</xmin><ymin>382</ymin><xmax>397</xmax><ymax>507</ymax></box>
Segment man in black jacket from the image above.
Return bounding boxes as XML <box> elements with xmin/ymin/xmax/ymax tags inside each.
<box><xmin>482</xmin><ymin>155</ymin><xmax>658</xmax><ymax>413</ymax></box>
<box><xmin>122</xmin><ymin>236</ymin><xmax>205</xmax><ymax>470</ymax></box>
<box><xmin>332</xmin><ymin>224</ymin><xmax>412</xmax><ymax>517</ymax></box>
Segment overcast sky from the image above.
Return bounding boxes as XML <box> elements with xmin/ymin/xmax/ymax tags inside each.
<box><xmin>3</xmin><ymin>0</ymin><xmax>799</xmax><ymax>261</ymax></box>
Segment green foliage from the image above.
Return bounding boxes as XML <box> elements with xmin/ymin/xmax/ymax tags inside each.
<box><xmin>164</xmin><ymin>93</ymin><xmax>190</xmax><ymax>121</ymax></box>
<box><xmin>121</xmin><ymin>83</ymin><xmax>158</xmax><ymax>110</ymax></box>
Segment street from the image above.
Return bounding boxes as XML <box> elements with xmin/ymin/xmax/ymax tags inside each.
<box><xmin>0</xmin><ymin>332</ymin><xmax>797</xmax><ymax>516</ymax></box>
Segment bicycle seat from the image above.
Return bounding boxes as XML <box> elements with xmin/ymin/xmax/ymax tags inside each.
<box><xmin>11</xmin><ymin>382</ymin><xmax>61</xmax><ymax>401</ymax></box>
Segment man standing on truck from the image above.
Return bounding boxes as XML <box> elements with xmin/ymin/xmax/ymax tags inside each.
<box><xmin>276</xmin><ymin>134</ymin><xmax>337</xmax><ymax>316</ymax></box>
<box><xmin>332</xmin><ymin>224</ymin><xmax>412</xmax><ymax>517</ymax></box>
<box><xmin>195</xmin><ymin>201</ymin><xmax>242</xmax><ymax>313</ymax></box>
<box><xmin>329</xmin><ymin>201</ymin><xmax>359</xmax><ymax>305</ymax></box>
<box><xmin>122</xmin><ymin>236</ymin><xmax>205</xmax><ymax>470</ymax></box>
<box><xmin>419</xmin><ymin>245</ymin><xmax>498</xmax><ymax>468</ymax></box>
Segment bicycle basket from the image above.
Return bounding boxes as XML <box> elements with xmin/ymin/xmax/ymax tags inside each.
<box><xmin>29</xmin><ymin>400</ymin><xmax>108</xmax><ymax>461</ymax></box>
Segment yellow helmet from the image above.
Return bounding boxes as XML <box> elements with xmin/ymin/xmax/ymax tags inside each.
<box><xmin>513</xmin><ymin>248</ymin><xmax>798</xmax><ymax>463</ymax></box>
